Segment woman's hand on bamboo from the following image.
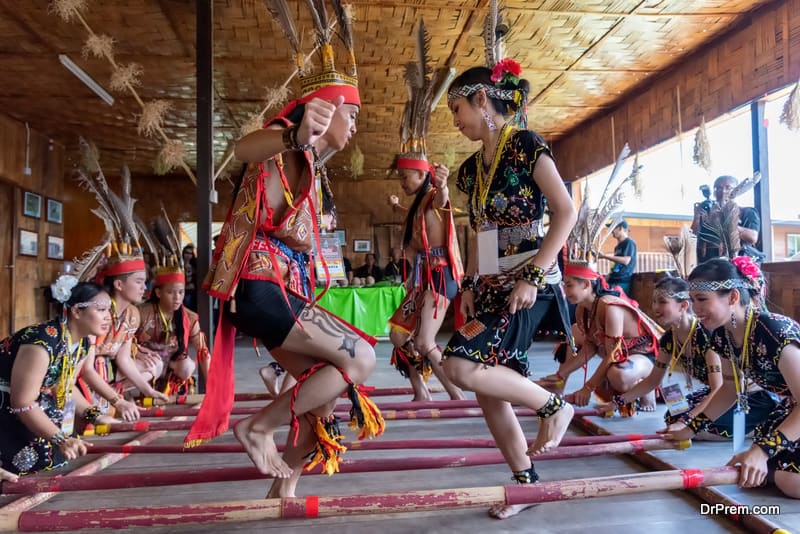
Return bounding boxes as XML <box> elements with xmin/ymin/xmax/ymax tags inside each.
<box><xmin>659</xmin><ymin>422</ymin><xmax>695</xmax><ymax>442</ymax></box>
<box><xmin>297</xmin><ymin>95</ymin><xmax>345</xmax><ymax>146</ymax></box>
<box><xmin>59</xmin><ymin>437</ymin><xmax>92</xmax><ymax>460</ymax></box>
<box><xmin>507</xmin><ymin>280</ymin><xmax>538</xmax><ymax>314</ymax></box>
<box><xmin>727</xmin><ymin>446</ymin><xmax>769</xmax><ymax>488</ymax></box>
<box><xmin>114</xmin><ymin>398</ymin><xmax>141</xmax><ymax>422</ymax></box>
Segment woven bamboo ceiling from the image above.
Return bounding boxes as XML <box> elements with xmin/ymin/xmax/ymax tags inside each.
<box><xmin>0</xmin><ymin>0</ymin><xmax>775</xmax><ymax>184</ymax></box>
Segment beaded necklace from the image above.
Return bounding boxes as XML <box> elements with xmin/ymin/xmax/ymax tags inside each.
<box><xmin>472</xmin><ymin>123</ymin><xmax>514</xmax><ymax>226</ymax></box>
<box><xmin>55</xmin><ymin>323</ymin><xmax>85</xmax><ymax>410</ymax></box>
<box><xmin>668</xmin><ymin>317</ymin><xmax>697</xmax><ymax>391</ymax></box>
<box><xmin>157</xmin><ymin>305</ymin><xmax>174</xmax><ymax>339</ymax></box>
<box><xmin>726</xmin><ymin>306</ymin><xmax>756</xmax><ymax>413</ymax></box>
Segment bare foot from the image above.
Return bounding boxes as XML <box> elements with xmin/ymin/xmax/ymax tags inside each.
<box><xmin>233</xmin><ymin>417</ymin><xmax>292</xmax><ymax>478</ymax></box>
<box><xmin>488</xmin><ymin>501</ymin><xmax>539</xmax><ymax>519</ymax></box>
<box><xmin>527</xmin><ymin>402</ymin><xmax>574</xmax><ymax>455</ymax></box>
<box><xmin>638</xmin><ymin>391</ymin><xmax>656</xmax><ymax>412</ymax></box>
<box><xmin>259</xmin><ymin>366</ymin><xmax>283</xmax><ymax>398</ymax></box>
<box><xmin>0</xmin><ymin>467</ymin><xmax>18</xmax><ymax>483</ymax></box>
<box><xmin>266</xmin><ymin>470</ymin><xmax>301</xmax><ymax>498</ymax></box>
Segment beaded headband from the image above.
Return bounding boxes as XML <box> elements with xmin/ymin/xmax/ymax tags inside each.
<box><xmin>688</xmin><ymin>278</ymin><xmax>754</xmax><ymax>292</ymax></box>
<box><xmin>654</xmin><ymin>288</ymin><xmax>690</xmax><ymax>301</ymax></box>
<box><xmin>73</xmin><ymin>299</ymin><xmax>112</xmax><ymax>309</ymax></box>
<box><xmin>447</xmin><ymin>83</ymin><xmax>520</xmax><ymax>105</ymax></box>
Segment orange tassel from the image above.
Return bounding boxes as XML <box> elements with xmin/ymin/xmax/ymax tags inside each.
<box><xmin>305</xmin><ymin>416</ymin><xmax>347</xmax><ymax>476</ymax></box>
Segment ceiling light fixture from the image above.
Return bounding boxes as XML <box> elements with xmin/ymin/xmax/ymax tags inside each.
<box><xmin>58</xmin><ymin>54</ymin><xmax>114</xmax><ymax>106</ymax></box>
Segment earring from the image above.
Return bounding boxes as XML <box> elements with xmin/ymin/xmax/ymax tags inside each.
<box><xmin>481</xmin><ymin>109</ymin><xmax>497</xmax><ymax>131</ymax></box>
<box><xmin>730</xmin><ymin>310</ymin><xmax>737</xmax><ymax>330</ymax></box>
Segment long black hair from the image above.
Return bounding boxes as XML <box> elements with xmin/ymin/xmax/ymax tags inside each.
<box><xmin>402</xmin><ymin>172</ymin><xmax>432</xmax><ymax>248</ymax></box>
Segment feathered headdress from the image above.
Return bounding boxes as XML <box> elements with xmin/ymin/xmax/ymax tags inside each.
<box><xmin>75</xmin><ymin>138</ymin><xmax>146</xmax><ymax>280</ymax></box>
<box><xmin>483</xmin><ymin>0</ymin><xmax>509</xmax><ymax>70</ymax></box>
<box><xmin>702</xmin><ymin>172</ymin><xmax>761</xmax><ymax>259</ymax></box>
<box><xmin>565</xmin><ymin>144</ymin><xmax>641</xmax><ymax>279</ymax></box>
<box><xmin>263</xmin><ymin>0</ymin><xmax>360</xmax><ymax>114</ymax></box>
<box><xmin>148</xmin><ymin>205</ymin><xmax>185</xmax><ymax>286</ymax></box>
<box><xmin>395</xmin><ymin>19</ymin><xmax>451</xmax><ymax>173</ymax></box>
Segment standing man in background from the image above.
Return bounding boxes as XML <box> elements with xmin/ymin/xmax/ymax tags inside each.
<box><xmin>599</xmin><ymin>220</ymin><xmax>637</xmax><ymax>295</ymax></box>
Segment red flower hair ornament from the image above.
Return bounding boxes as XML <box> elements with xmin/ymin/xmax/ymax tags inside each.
<box><xmin>491</xmin><ymin>58</ymin><xmax>522</xmax><ymax>85</ymax></box>
<box><xmin>732</xmin><ymin>255</ymin><xmax>763</xmax><ymax>289</ymax></box>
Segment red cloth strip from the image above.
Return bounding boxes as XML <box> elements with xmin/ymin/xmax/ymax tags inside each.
<box><xmin>305</xmin><ymin>495</ymin><xmax>319</xmax><ymax>518</ymax></box>
<box><xmin>396</xmin><ymin>157</ymin><xmax>431</xmax><ymax>173</ymax></box>
<box><xmin>104</xmin><ymin>259</ymin><xmax>146</xmax><ymax>277</ymax></box>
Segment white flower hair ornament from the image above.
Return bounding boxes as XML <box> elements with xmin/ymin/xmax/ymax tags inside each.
<box><xmin>51</xmin><ymin>275</ymin><xmax>79</xmax><ymax>305</ymax></box>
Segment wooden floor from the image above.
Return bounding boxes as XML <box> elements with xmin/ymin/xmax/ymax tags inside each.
<box><xmin>2</xmin><ymin>333</ymin><xmax>800</xmax><ymax>533</ymax></box>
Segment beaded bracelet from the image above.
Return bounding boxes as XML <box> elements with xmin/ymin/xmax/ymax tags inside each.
<box><xmin>683</xmin><ymin>412</ymin><xmax>712</xmax><ymax>433</ymax></box>
<box><xmin>459</xmin><ymin>276</ymin><xmax>476</xmax><ymax>294</ymax></box>
<box><xmin>83</xmin><ymin>406</ymin><xmax>102</xmax><ymax>424</ymax></box>
<box><xmin>50</xmin><ymin>431</ymin><xmax>68</xmax><ymax>446</ymax></box>
<box><xmin>282</xmin><ymin>125</ymin><xmax>313</xmax><ymax>152</ymax></box>
<box><xmin>8</xmin><ymin>402</ymin><xmax>40</xmax><ymax>415</ymax></box>
<box><xmin>612</xmin><ymin>394</ymin><xmax>627</xmax><ymax>408</ymax></box>
<box><xmin>518</xmin><ymin>263</ymin><xmax>547</xmax><ymax>290</ymax></box>
<box><xmin>755</xmin><ymin>429</ymin><xmax>797</xmax><ymax>459</ymax></box>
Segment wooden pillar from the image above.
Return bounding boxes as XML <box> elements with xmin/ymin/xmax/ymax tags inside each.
<box><xmin>196</xmin><ymin>0</ymin><xmax>214</xmax><ymax>392</ymax></box>
<box><xmin>750</xmin><ymin>100</ymin><xmax>773</xmax><ymax>261</ymax></box>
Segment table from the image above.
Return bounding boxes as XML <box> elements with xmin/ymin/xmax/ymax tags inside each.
<box><xmin>314</xmin><ymin>283</ymin><xmax>406</xmax><ymax>337</ymax></box>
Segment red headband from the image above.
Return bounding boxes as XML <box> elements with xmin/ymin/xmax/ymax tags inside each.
<box><xmin>396</xmin><ymin>157</ymin><xmax>432</xmax><ymax>174</ymax></box>
<box><xmin>274</xmin><ymin>84</ymin><xmax>361</xmax><ymax>120</ymax></box>
<box><xmin>155</xmin><ymin>272</ymin><xmax>186</xmax><ymax>286</ymax></box>
<box><xmin>564</xmin><ymin>263</ymin><xmax>602</xmax><ymax>280</ymax></box>
<box><xmin>103</xmin><ymin>258</ymin><xmax>146</xmax><ymax>277</ymax></box>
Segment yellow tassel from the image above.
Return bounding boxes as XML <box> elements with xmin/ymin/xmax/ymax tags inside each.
<box><xmin>348</xmin><ymin>388</ymin><xmax>386</xmax><ymax>440</ymax></box>
<box><xmin>609</xmin><ymin>338</ymin><xmax>625</xmax><ymax>363</ymax></box>
<box><xmin>304</xmin><ymin>417</ymin><xmax>347</xmax><ymax>476</ymax></box>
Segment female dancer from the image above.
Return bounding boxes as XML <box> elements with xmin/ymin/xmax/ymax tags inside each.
<box><xmin>441</xmin><ymin>61</ymin><xmax>577</xmax><ymax>519</ymax></box>
<box><xmin>1</xmin><ymin>280</ymin><xmax>109</xmax><ymax>474</ymax></box>
<box><xmin>665</xmin><ymin>257</ymin><xmax>800</xmax><ymax>496</ymax></box>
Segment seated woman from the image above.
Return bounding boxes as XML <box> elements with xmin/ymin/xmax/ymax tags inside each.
<box><xmin>137</xmin><ymin>254</ymin><xmax>211</xmax><ymax>396</ymax></box>
<box><xmin>665</xmin><ymin>257</ymin><xmax>800</xmax><ymax>495</ymax></box>
<box><xmin>598</xmin><ymin>276</ymin><xmax>776</xmax><ymax>435</ymax></box>
<box><xmin>0</xmin><ymin>279</ymin><xmax>110</xmax><ymax>475</ymax></box>
<box><xmin>555</xmin><ymin>264</ymin><xmax>661</xmax><ymax>413</ymax></box>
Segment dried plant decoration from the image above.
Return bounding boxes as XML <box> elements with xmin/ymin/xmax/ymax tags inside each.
<box><xmin>137</xmin><ymin>100</ymin><xmax>171</xmax><ymax>137</ymax></box>
<box><xmin>49</xmin><ymin>0</ymin><xmax>87</xmax><ymax>22</ymax></box>
<box><xmin>154</xmin><ymin>140</ymin><xmax>186</xmax><ymax>176</ymax></box>
<box><xmin>109</xmin><ymin>62</ymin><xmax>144</xmax><ymax>92</ymax></box>
<box><xmin>693</xmin><ymin>116</ymin><xmax>712</xmax><ymax>172</ymax></box>
<box><xmin>780</xmin><ymin>79</ymin><xmax>800</xmax><ymax>132</ymax></box>
<box><xmin>663</xmin><ymin>235</ymin><xmax>684</xmax><ymax>277</ymax></box>
<box><xmin>82</xmin><ymin>34</ymin><xmax>114</xmax><ymax>60</ymax></box>
<box><xmin>79</xmin><ymin>138</ymin><xmax>101</xmax><ymax>174</ymax></box>
<box><xmin>264</xmin><ymin>84</ymin><xmax>291</xmax><ymax>109</ymax></box>
<box><xmin>239</xmin><ymin>114</ymin><xmax>264</xmax><ymax>137</ymax></box>
<box><xmin>631</xmin><ymin>152</ymin><xmax>643</xmax><ymax>199</ymax></box>
<box><xmin>349</xmin><ymin>144</ymin><xmax>364</xmax><ymax>179</ymax></box>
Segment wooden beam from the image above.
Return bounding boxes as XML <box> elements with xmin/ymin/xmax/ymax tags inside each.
<box><xmin>751</xmin><ymin>100</ymin><xmax>773</xmax><ymax>260</ymax></box>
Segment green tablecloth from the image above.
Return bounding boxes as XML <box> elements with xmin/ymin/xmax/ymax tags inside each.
<box><xmin>314</xmin><ymin>284</ymin><xmax>406</xmax><ymax>337</ymax></box>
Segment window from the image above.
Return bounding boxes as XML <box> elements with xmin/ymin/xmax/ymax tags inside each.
<box><xmin>788</xmin><ymin>234</ymin><xmax>800</xmax><ymax>258</ymax></box>
<box><xmin>765</xmin><ymin>87</ymin><xmax>800</xmax><ymax>222</ymax></box>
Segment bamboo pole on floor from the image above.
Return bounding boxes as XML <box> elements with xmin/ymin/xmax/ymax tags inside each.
<box><xmin>84</xmin><ymin>407</ymin><xmax>608</xmax><ymax>435</ymax></box>
<box><xmin>85</xmin><ymin>433</ymin><xmax>668</xmax><ymax>455</ymax></box>
<box><xmin>140</xmin><ymin>386</ymin><xmax>448</xmax><ymax>406</ymax></box>
<box><xmin>571</xmin><ymin>415</ymin><xmax>789</xmax><ymax>534</ymax></box>
<box><xmin>5</xmin><ymin>467</ymin><xmax>739</xmax><ymax>531</ymax></box>
<box><xmin>1</xmin><ymin>439</ymin><xmax>688</xmax><ymax>495</ymax></box>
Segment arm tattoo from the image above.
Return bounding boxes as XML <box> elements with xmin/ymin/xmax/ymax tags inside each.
<box><xmin>299</xmin><ymin>307</ymin><xmax>359</xmax><ymax>358</ymax></box>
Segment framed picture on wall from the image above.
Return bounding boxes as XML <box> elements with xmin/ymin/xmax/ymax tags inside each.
<box><xmin>47</xmin><ymin>198</ymin><xmax>63</xmax><ymax>224</ymax></box>
<box><xmin>23</xmin><ymin>191</ymin><xmax>42</xmax><ymax>218</ymax></box>
<box><xmin>47</xmin><ymin>235</ymin><xmax>64</xmax><ymax>260</ymax></box>
<box><xmin>19</xmin><ymin>229</ymin><xmax>38</xmax><ymax>256</ymax></box>
<box><xmin>353</xmin><ymin>239</ymin><xmax>371</xmax><ymax>253</ymax></box>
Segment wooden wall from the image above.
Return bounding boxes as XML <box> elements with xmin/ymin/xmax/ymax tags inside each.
<box><xmin>552</xmin><ymin>0</ymin><xmax>800</xmax><ymax>181</ymax></box>
<box><xmin>0</xmin><ymin>113</ymin><xmax>66</xmax><ymax>333</ymax></box>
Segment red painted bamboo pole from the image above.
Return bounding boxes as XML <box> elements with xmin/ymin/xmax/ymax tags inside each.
<box><xmin>2</xmin><ymin>439</ymin><xmax>686</xmax><ymax>495</ymax></box>
<box><xmin>141</xmin><ymin>386</ymin><xmax>449</xmax><ymax>406</ymax></box>
<box><xmin>86</xmin><ymin>407</ymin><xmax>607</xmax><ymax>435</ymax></box>
<box><xmin>8</xmin><ymin>467</ymin><xmax>739</xmax><ymax>531</ymax></box>
<box><xmin>85</xmin><ymin>433</ymin><xmax>668</xmax><ymax>455</ymax></box>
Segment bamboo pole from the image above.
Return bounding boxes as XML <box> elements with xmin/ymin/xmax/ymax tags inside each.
<box><xmin>85</xmin><ymin>433</ymin><xmax>669</xmax><ymax>455</ymax></box>
<box><xmin>9</xmin><ymin>467</ymin><xmax>738</xmax><ymax>531</ymax></box>
<box><xmin>2</xmin><ymin>439</ymin><xmax>686</xmax><ymax>495</ymax></box>
<box><xmin>140</xmin><ymin>386</ymin><xmax>449</xmax><ymax>406</ymax></box>
<box><xmin>139</xmin><ymin>399</ymin><xmax>607</xmax><ymax>418</ymax></box>
<box><xmin>85</xmin><ymin>407</ymin><xmax>607</xmax><ymax>435</ymax></box>
<box><xmin>570</xmin><ymin>415</ymin><xmax>789</xmax><ymax>534</ymax></box>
